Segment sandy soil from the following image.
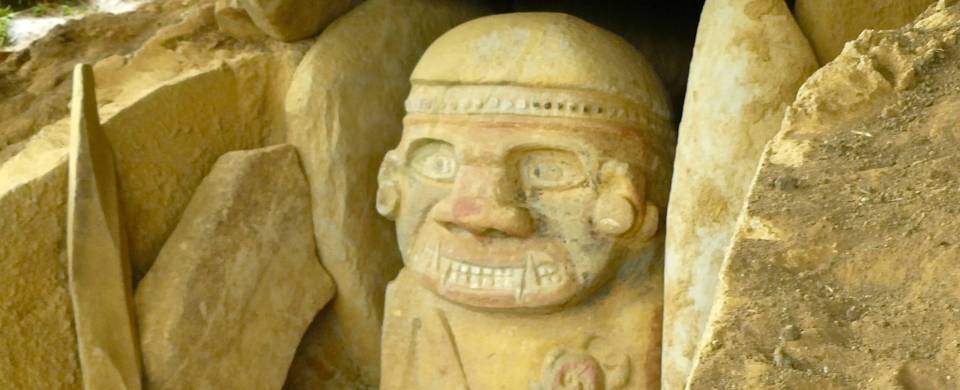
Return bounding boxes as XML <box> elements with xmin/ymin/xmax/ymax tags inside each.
<box><xmin>688</xmin><ymin>3</ymin><xmax>960</xmax><ymax>388</ymax></box>
<box><xmin>0</xmin><ymin>0</ymin><xmax>208</xmax><ymax>163</ymax></box>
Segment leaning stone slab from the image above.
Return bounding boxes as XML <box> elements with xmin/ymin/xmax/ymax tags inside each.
<box><xmin>67</xmin><ymin>64</ymin><xmax>143</xmax><ymax>390</ymax></box>
<box><xmin>796</xmin><ymin>0</ymin><xmax>936</xmax><ymax>64</ymax></box>
<box><xmin>102</xmin><ymin>51</ymin><xmax>301</xmax><ymax>280</ymax></box>
<box><xmin>661</xmin><ymin>0</ymin><xmax>817</xmax><ymax>387</ymax></box>
<box><xmin>689</xmin><ymin>2</ymin><xmax>960</xmax><ymax>387</ymax></box>
<box><xmin>283</xmin><ymin>0</ymin><xmax>488</xmax><ymax>387</ymax></box>
<box><xmin>135</xmin><ymin>145</ymin><xmax>334</xmax><ymax>390</ymax></box>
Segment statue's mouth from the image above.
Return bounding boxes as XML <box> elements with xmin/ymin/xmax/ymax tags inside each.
<box><xmin>407</xmin><ymin>239</ymin><xmax>579</xmax><ymax>310</ymax></box>
<box><xmin>412</xmin><ymin>245</ymin><xmax>566</xmax><ymax>297</ymax></box>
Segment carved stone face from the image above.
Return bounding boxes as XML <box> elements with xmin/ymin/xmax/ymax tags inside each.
<box><xmin>378</xmin><ymin>113</ymin><xmax>660</xmax><ymax>311</ymax></box>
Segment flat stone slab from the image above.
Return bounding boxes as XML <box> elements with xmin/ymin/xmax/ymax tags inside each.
<box><xmin>136</xmin><ymin>145</ymin><xmax>334</xmax><ymax>390</ymax></box>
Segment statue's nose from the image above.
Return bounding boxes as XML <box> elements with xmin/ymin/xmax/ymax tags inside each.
<box><xmin>434</xmin><ymin>166</ymin><xmax>535</xmax><ymax>237</ymax></box>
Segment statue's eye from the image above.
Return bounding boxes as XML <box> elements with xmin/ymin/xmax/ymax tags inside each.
<box><xmin>519</xmin><ymin>150</ymin><xmax>586</xmax><ymax>190</ymax></box>
<box><xmin>409</xmin><ymin>141</ymin><xmax>458</xmax><ymax>182</ymax></box>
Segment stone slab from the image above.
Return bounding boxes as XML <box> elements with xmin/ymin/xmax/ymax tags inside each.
<box><xmin>67</xmin><ymin>64</ymin><xmax>143</xmax><ymax>390</ymax></box>
<box><xmin>136</xmin><ymin>144</ymin><xmax>334</xmax><ymax>390</ymax></box>
<box><xmin>661</xmin><ymin>0</ymin><xmax>817</xmax><ymax>387</ymax></box>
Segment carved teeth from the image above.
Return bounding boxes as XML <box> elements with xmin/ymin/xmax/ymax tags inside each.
<box><xmin>519</xmin><ymin>254</ymin><xmax>539</xmax><ymax>301</ymax></box>
<box><xmin>442</xmin><ymin>261</ymin><xmax>453</xmax><ymax>288</ymax></box>
<box><xmin>537</xmin><ymin>264</ymin><xmax>558</xmax><ymax>277</ymax></box>
<box><xmin>419</xmin><ymin>249</ymin><xmax>564</xmax><ymax>294</ymax></box>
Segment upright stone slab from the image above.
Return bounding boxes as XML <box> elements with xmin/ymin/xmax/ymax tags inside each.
<box><xmin>283</xmin><ymin>1</ymin><xmax>488</xmax><ymax>387</ymax></box>
<box><xmin>689</xmin><ymin>3</ymin><xmax>960</xmax><ymax>387</ymax></box>
<box><xmin>135</xmin><ymin>145</ymin><xmax>334</xmax><ymax>390</ymax></box>
<box><xmin>240</xmin><ymin>0</ymin><xmax>358</xmax><ymax>41</ymax></box>
<box><xmin>661</xmin><ymin>1</ymin><xmax>817</xmax><ymax>388</ymax></box>
<box><xmin>0</xmin><ymin>125</ymin><xmax>79</xmax><ymax>388</ymax></box>
<box><xmin>795</xmin><ymin>0</ymin><xmax>936</xmax><ymax>64</ymax></box>
<box><xmin>67</xmin><ymin>64</ymin><xmax>142</xmax><ymax>390</ymax></box>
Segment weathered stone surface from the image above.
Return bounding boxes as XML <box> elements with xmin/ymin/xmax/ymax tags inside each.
<box><xmin>689</xmin><ymin>3</ymin><xmax>960</xmax><ymax>387</ymax></box>
<box><xmin>283</xmin><ymin>1</ymin><xmax>488</xmax><ymax>387</ymax></box>
<box><xmin>795</xmin><ymin>0</ymin><xmax>936</xmax><ymax>64</ymax></box>
<box><xmin>93</xmin><ymin>7</ymin><xmax>305</xmax><ymax>279</ymax></box>
<box><xmin>2</xmin><ymin>5</ymin><xmax>307</xmax><ymax>282</ymax></box>
<box><xmin>136</xmin><ymin>144</ymin><xmax>334</xmax><ymax>390</ymax></box>
<box><xmin>0</xmin><ymin>0</ymin><xmax>199</xmax><ymax>161</ymax></box>
<box><xmin>377</xmin><ymin>13</ymin><xmax>674</xmax><ymax>389</ymax></box>
<box><xmin>510</xmin><ymin>2</ymin><xmax>700</xmax><ymax>122</ymax></box>
<box><xmin>382</xmin><ymin>268</ymin><xmax>664</xmax><ymax>389</ymax></box>
<box><xmin>0</xmin><ymin>10</ymin><xmax>304</xmax><ymax>387</ymax></box>
<box><xmin>67</xmin><ymin>64</ymin><xmax>142</xmax><ymax>390</ymax></box>
<box><xmin>0</xmin><ymin>124</ymin><xmax>78</xmax><ymax>389</ymax></box>
<box><xmin>105</xmin><ymin>55</ymin><xmax>298</xmax><ymax>280</ymax></box>
<box><xmin>661</xmin><ymin>0</ymin><xmax>817</xmax><ymax>388</ymax></box>
<box><xmin>215</xmin><ymin>0</ymin><xmax>267</xmax><ymax>39</ymax></box>
<box><xmin>240</xmin><ymin>0</ymin><xmax>358</xmax><ymax>41</ymax></box>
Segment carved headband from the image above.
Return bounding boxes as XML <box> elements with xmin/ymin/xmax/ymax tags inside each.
<box><xmin>404</xmin><ymin>84</ymin><xmax>673</xmax><ymax>139</ymax></box>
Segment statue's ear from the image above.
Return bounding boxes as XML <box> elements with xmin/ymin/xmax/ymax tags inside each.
<box><xmin>591</xmin><ymin>160</ymin><xmax>658</xmax><ymax>240</ymax></box>
<box><xmin>376</xmin><ymin>151</ymin><xmax>402</xmax><ymax>220</ymax></box>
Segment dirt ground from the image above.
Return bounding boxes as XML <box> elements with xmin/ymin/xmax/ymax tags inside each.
<box><xmin>0</xmin><ymin>0</ymin><xmax>208</xmax><ymax>162</ymax></box>
<box><xmin>688</xmin><ymin>3</ymin><xmax>960</xmax><ymax>389</ymax></box>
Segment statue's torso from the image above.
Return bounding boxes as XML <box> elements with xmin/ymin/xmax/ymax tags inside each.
<box><xmin>381</xmin><ymin>267</ymin><xmax>662</xmax><ymax>390</ymax></box>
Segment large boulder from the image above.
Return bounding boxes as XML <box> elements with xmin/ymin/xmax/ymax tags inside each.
<box><xmin>689</xmin><ymin>2</ymin><xmax>960</xmax><ymax>387</ymax></box>
<box><xmin>795</xmin><ymin>0</ymin><xmax>936</xmax><ymax>64</ymax></box>
<box><xmin>661</xmin><ymin>0</ymin><xmax>817</xmax><ymax>387</ymax></box>
<box><xmin>136</xmin><ymin>145</ymin><xmax>334</xmax><ymax>390</ymax></box>
<box><xmin>283</xmin><ymin>0</ymin><xmax>488</xmax><ymax>387</ymax></box>
<box><xmin>215</xmin><ymin>0</ymin><xmax>268</xmax><ymax>40</ymax></box>
<box><xmin>240</xmin><ymin>0</ymin><xmax>358</xmax><ymax>41</ymax></box>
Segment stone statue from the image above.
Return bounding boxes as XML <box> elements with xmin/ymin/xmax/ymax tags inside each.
<box><xmin>376</xmin><ymin>13</ymin><xmax>674</xmax><ymax>389</ymax></box>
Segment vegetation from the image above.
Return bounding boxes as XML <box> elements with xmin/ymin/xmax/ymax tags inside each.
<box><xmin>0</xmin><ymin>1</ymin><xmax>89</xmax><ymax>48</ymax></box>
<box><xmin>0</xmin><ymin>5</ymin><xmax>12</xmax><ymax>47</ymax></box>
<box><xmin>30</xmin><ymin>0</ymin><xmax>87</xmax><ymax>17</ymax></box>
